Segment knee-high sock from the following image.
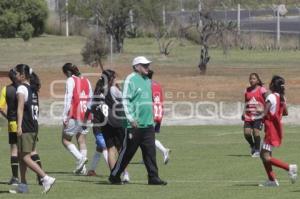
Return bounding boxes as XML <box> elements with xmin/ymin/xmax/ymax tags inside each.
<box><xmin>90</xmin><ymin>151</ymin><xmax>101</xmax><ymax>171</ymax></box>
<box><xmin>155</xmin><ymin>139</ymin><xmax>167</xmax><ymax>154</ymax></box>
<box><xmin>102</xmin><ymin>149</ymin><xmax>109</xmax><ymax>165</ymax></box>
<box><xmin>244</xmin><ymin>134</ymin><xmax>254</xmax><ymax>148</ymax></box>
<box><xmin>11</xmin><ymin>156</ymin><xmax>19</xmax><ymax>179</ymax></box>
<box><xmin>80</xmin><ymin>149</ymin><xmax>87</xmax><ymax>158</ymax></box>
<box><xmin>67</xmin><ymin>144</ymin><xmax>82</xmax><ymax>161</ymax></box>
<box><xmin>253</xmin><ymin>135</ymin><xmax>261</xmax><ymax>151</ymax></box>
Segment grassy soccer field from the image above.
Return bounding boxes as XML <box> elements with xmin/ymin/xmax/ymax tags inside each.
<box><xmin>0</xmin><ymin>124</ymin><xmax>299</xmax><ymax>199</ymax></box>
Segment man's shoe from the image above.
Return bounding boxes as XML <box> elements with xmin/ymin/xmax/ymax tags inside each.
<box><xmin>148</xmin><ymin>178</ymin><xmax>167</xmax><ymax>185</ymax></box>
<box><xmin>109</xmin><ymin>175</ymin><xmax>123</xmax><ymax>185</ymax></box>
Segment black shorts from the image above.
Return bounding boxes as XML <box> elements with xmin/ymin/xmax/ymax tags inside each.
<box><xmin>9</xmin><ymin>132</ymin><xmax>18</xmax><ymax>145</ymax></box>
<box><xmin>244</xmin><ymin>119</ymin><xmax>263</xmax><ymax>130</ymax></box>
<box><xmin>154</xmin><ymin>123</ymin><xmax>161</xmax><ymax>133</ymax></box>
<box><xmin>102</xmin><ymin>124</ymin><xmax>124</xmax><ymax>149</ymax></box>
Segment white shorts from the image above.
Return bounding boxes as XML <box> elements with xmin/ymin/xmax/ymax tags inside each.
<box><xmin>262</xmin><ymin>142</ymin><xmax>273</xmax><ymax>152</ymax></box>
<box><xmin>63</xmin><ymin>119</ymin><xmax>88</xmax><ymax>137</ymax></box>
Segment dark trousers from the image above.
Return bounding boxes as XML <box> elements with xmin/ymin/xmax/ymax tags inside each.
<box><xmin>111</xmin><ymin>127</ymin><xmax>159</xmax><ymax>179</ymax></box>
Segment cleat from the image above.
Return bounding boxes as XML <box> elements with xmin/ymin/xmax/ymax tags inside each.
<box><xmin>74</xmin><ymin>157</ymin><xmax>88</xmax><ymax>174</ymax></box>
<box><xmin>42</xmin><ymin>176</ymin><xmax>56</xmax><ymax>194</ymax></box>
<box><xmin>163</xmin><ymin>149</ymin><xmax>171</xmax><ymax>165</ymax></box>
<box><xmin>148</xmin><ymin>177</ymin><xmax>167</xmax><ymax>185</ymax></box>
<box><xmin>259</xmin><ymin>179</ymin><xmax>279</xmax><ymax>187</ymax></box>
<box><xmin>9</xmin><ymin>183</ymin><xmax>28</xmax><ymax>194</ymax></box>
<box><xmin>288</xmin><ymin>164</ymin><xmax>298</xmax><ymax>184</ymax></box>
<box><xmin>251</xmin><ymin>151</ymin><xmax>260</xmax><ymax>158</ymax></box>
<box><xmin>8</xmin><ymin>177</ymin><xmax>19</xmax><ymax>186</ymax></box>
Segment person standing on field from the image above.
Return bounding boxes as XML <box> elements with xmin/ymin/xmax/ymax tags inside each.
<box><xmin>242</xmin><ymin>73</ymin><xmax>267</xmax><ymax>157</ymax></box>
<box><xmin>109</xmin><ymin>56</ymin><xmax>167</xmax><ymax>185</ymax></box>
<box><xmin>61</xmin><ymin>63</ymin><xmax>92</xmax><ymax>175</ymax></box>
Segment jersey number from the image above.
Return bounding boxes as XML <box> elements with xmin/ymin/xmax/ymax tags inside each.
<box><xmin>31</xmin><ymin>105</ymin><xmax>39</xmax><ymax>120</ymax></box>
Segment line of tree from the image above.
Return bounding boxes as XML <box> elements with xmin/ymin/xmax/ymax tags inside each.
<box><xmin>0</xmin><ymin>0</ymin><xmax>48</xmax><ymax>41</ymax></box>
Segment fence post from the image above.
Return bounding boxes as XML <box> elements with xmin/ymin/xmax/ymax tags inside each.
<box><xmin>276</xmin><ymin>8</ymin><xmax>281</xmax><ymax>48</ymax></box>
<box><xmin>65</xmin><ymin>0</ymin><xmax>69</xmax><ymax>37</ymax></box>
<box><xmin>237</xmin><ymin>4</ymin><xmax>240</xmax><ymax>35</ymax></box>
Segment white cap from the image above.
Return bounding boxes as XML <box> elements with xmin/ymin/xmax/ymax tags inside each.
<box><xmin>132</xmin><ymin>56</ymin><xmax>152</xmax><ymax>66</ymax></box>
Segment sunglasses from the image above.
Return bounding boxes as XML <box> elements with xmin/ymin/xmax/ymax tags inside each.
<box><xmin>141</xmin><ymin>64</ymin><xmax>150</xmax><ymax>68</ymax></box>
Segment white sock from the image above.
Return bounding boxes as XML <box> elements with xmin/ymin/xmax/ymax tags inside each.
<box><xmin>90</xmin><ymin>151</ymin><xmax>101</xmax><ymax>171</ymax></box>
<box><xmin>67</xmin><ymin>144</ymin><xmax>82</xmax><ymax>161</ymax></box>
<box><xmin>42</xmin><ymin>175</ymin><xmax>50</xmax><ymax>181</ymax></box>
<box><xmin>155</xmin><ymin>139</ymin><xmax>167</xmax><ymax>154</ymax></box>
<box><xmin>102</xmin><ymin>149</ymin><xmax>108</xmax><ymax>165</ymax></box>
<box><xmin>80</xmin><ymin>149</ymin><xmax>87</xmax><ymax>158</ymax></box>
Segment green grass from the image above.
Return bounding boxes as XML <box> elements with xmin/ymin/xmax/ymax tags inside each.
<box><xmin>1</xmin><ymin>35</ymin><xmax>300</xmax><ymax>70</ymax></box>
<box><xmin>0</xmin><ymin>124</ymin><xmax>299</xmax><ymax>198</ymax></box>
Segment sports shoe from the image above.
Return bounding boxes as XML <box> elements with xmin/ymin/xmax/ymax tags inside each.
<box><xmin>74</xmin><ymin>157</ymin><xmax>88</xmax><ymax>174</ymax></box>
<box><xmin>288</xmin><ymin>164</ymin><xmax>298</xmax><ymax>184</ymax></box>
<box><xmin>163</xmin><ymin>149</ymin><xmax>171</xmax><ymax>165</ymax></box>
<box><xmin>109</xmin><ymin>175</ymin><xmax>123</xmax><ymax>185</ymax></box>
<box><xmin>122</xmin><ymin>171</ymin><xmax>130</xmax><ymax>183</ymax></box>
<box><xmin>9</xmin><ymin>183</ymin><xmax>29</xmax><ymax>194</ymax></box>
<box><xmin>8</xmin><ymin>177</ymin><xmax>19</xmax><ymax>186</ymax></box>
<box><xmin>42</xmin><ymin>176</ymin><xmax>56</xmax><ymax>194</ymax></box>
<box><xmin>251</xmin><ymin>151</ymin><xmax>260</xmax><ymax>158</ymax></box>
<box><xmin>259</xmin><ymin>179</ymin><xmax>279</xmax><ymax>187</ymax></box>
<box><xmin>148</xmin><ymin>177</ymin><xmax>167</xmax><ymax>185</ymax></box>
<box><xmin>87</xmin><ymin>170</ymin><xmax>97</xmax><ymax>176</ymax></box>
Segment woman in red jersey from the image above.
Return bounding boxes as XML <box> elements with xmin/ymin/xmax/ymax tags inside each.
<box><xmin>259</xmin><ymin>75</ymin><xmax>297</xmax><ymax>187</ymax></box>
<box><xmin>243</xmin><ymin>73</ymin><xmax>267</xmax><ymax>157</ymax></box>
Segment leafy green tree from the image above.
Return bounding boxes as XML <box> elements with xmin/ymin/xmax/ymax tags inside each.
<box><xmin>0</xmin><ymin>0</ymin><xmax>48</xmax><ymax>40</ymax></box>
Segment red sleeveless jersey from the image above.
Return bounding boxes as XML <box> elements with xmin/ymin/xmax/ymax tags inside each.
<box><xmin>244</xmin><ymin>86</ymin><xmax>267</xmax><ymax>121</ymax></box>
<box><xmin>152</xmin><ymin>80</ymin><xmax>163</xmax><ymax>123</ymax></box>
<box><xmin>68</xmin><ymin>76</ymin><xmax>91</xmax><ymax>121</ymax></box>
<box><xmin>264</xmin><ymin>93</ymin><xmax>284</xmax><ymax>147</ymax></box>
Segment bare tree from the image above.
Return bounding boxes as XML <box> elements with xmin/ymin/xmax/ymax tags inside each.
<box><xmin>195</xmin><ymin>6</ymin><xmax>236</xmax><ymax>74</ymax></box>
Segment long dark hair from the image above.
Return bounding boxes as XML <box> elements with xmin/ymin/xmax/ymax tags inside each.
<box><xmin>30</xmin><ymin>72</ymin><xmax>41</xmax><ymax>93</ymax></box>
<box><xmin>62</xmin><ymin>63</ymin><xmax>81</xmax><ymax>77</ymax></box>
<box><xmin>8</xmin><ymin>69</ymin><xmax>17</xmax><ymax>85</ymax></box>
<box><xmin>249</xmin><ymin>73</ymin><xmax>263</xmax><ymax>86</ymax></box>
<box><xmin>94</xmin><ymin>69</ymin><xmax>116</xmax><ymax>96</ymax></box>
<box><xmin>15</xmin><ymin>64</ymin><xmax>30</xmax><ymax>80</ymax></box>
<box><xmin>270</xmin><ymin>75</ymin><xmax>285</xmax><ymax>102</ymax></box>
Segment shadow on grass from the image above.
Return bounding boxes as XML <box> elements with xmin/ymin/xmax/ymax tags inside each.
<box><xmin>233</xmin><ymin>183</ymin><xmax>259</xmax><ymax>187</ymax></box>
<box><xmin>94</xmin><ymin>181</ymin><xmax>148</xmax><ymax>186</ymax></box>
<box><xmin>0</xmin><ymin>191</ymin><xmax>9</xmax><ymax>194</ymax></box>
<box><xmin>46</xmin><ymin>171</ymin><xmax>74</xmax><ymax>175</ymax></box>
<box><xmin>227</xmin><ymin>154</ymin><xmax>252</xmax><ymax>158</ymax></box>
<box><xmin>0</xmin><ymin>181</ymin><xmax>8</xmax><ymax>185</ymax></box>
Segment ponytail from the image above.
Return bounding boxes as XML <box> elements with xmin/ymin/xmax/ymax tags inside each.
<box><xmin>62</xmin><ymin>63</ymin><xmax>81</xmax><ymax>77</ymax></box>
<box><xmin>94</xmin><ymin>69</ymin><xmax>116</xmax><ymax>96</ymax></box>
<box><xmin>30</xmin><ymin>72</ymin><xmax>41</xmax><ymax>93</ymax></box>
